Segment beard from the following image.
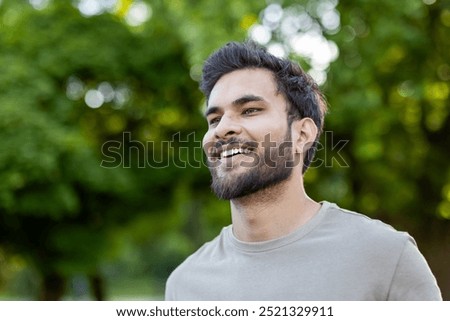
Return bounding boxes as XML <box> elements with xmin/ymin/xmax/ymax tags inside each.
<box><xmin>207</xmin><ymin>130</ymin><xmax>294</xmax><ymax>200</ymax></box>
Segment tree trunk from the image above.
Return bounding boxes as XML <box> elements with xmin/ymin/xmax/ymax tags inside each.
<box><xmin>90</xmin><ymin>273</ymin><xmax>105</xmax><ymax>301</ymax></box>
<box><xmin>39</xmin><ymin>273</ymin><xmax>66</xmax><ymax>300</ymax></box>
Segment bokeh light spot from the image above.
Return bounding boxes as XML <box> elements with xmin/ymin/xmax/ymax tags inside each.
<box><xmin>125</xmin><ymin>1</ymin><xmax>152</xmax><ymax>27</ymax></box>
<box><xmin>98</xmin><ymin>82</ymin><xmax>115</xmax><ymax>103</ymax></box>
<box><xmin>249</xmin><ymin>24</ymin><xmax>272</xmax><ymax>45</ymax></box>
<box><xmin>66</xmin><ymin>76</ymin><xmax>85</xmax><ymax>101</ymax></box>
<box><xmin>267</xmin><ymin>43</ymin><xmax>286</xmax><ymax>58</ymax></box>
<box><xmin>85</xmin><ymin>89</ymin><xmax>104</xmax><ymax>108</ymax></box>
<box><xmin>438</xmin><ymin>201</ymin><xmax>450</xmax><ymax>220</ymax></box>
<box><xmin>29</xmin><ymin>0</ymin><xmax>50</xmax><ymax>10</ymax></box>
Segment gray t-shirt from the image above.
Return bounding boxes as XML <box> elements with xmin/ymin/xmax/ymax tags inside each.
<box><xmin>165</xmin><ymin>201</ymin><xmax>442</xmax><ymax>300</ymax></box>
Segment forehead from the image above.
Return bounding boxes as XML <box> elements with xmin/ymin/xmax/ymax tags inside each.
<box><xmin>208</xmin><ymin>68</ymin><xmax>279</xmax><ymax>107</ymax></box>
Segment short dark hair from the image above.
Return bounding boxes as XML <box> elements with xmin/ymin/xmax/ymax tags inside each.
<box><xmin>200</xmin><ymin>41</ymin><xmax>327</xmax><ymax>173</ymax></box>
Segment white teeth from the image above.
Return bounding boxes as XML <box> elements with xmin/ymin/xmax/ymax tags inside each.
<box><xmin>220</xmin><ymin>148</ymin><xmax>250</xmax><ymax>158</ymax></box>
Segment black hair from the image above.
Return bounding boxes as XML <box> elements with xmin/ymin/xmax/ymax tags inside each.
<box><xmin>200</xmin><ymin>41</ymin><xmax>327</xmax><ymax>173</ymax></box>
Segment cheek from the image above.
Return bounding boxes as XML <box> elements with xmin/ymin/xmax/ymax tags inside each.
<box><xmin>202</xmin><ymin>132</ymin><xmax>214</xmax><ymax>154</ymax></box>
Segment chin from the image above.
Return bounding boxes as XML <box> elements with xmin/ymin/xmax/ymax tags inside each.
<box><xmin>210</xmin><ymin>166</ymin><xmax>292</xmax><ymax>200</ymax></box>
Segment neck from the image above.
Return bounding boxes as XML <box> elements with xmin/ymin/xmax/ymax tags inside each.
<box><xmin>230</xmin><ymin>170</ymin><xmax>320</xmax><ymax>242</ymax></box>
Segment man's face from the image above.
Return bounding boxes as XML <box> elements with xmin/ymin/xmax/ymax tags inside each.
<box><xmin>202</xmin><ymin>68</ymin><xmax>295</xmax><ymax>200</ymax></box>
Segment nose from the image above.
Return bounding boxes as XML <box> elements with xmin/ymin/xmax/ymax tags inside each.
<box><xmin>214</xmin><ymin>115</ymin><xmax>242</xmax><ymax>140</ymax></box>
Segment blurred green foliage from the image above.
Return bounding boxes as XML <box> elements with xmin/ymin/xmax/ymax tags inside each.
<box><xmin>0</xmin><ymin>0</ymin><xmax>448</xmax><ymax>300</ymax></box>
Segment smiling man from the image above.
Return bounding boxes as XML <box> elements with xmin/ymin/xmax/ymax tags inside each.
<box><xmin>165</xmin><ymin>41</ymin><xmax>442</xmax><ymax>300</ymax></box>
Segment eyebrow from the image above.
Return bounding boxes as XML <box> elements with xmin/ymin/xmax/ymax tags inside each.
<box><xmin>204</xmin><ymin>94</ymin><xmax>265</xmax><ymax>117</ymax></box>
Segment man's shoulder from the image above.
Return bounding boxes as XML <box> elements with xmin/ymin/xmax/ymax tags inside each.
<box><xmin>323</xmin><ymin>202</ymin><xmax>413</xmax><ymax>246</ymax></box>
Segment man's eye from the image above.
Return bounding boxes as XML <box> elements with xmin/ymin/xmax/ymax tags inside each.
<box><xmin>209</xmin><ymin>117</ymin><xmax>221</xmax><ymax>125</ymax></box>
<box><xmin>243</xmin><ymin>108</ymin><xmax>261</xmax><ymax>115</ymax></box>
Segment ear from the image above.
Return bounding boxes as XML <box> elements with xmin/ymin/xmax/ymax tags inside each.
<box><xmin>290</xmin><ymin>118</ymin><xmax>318</xmax><ymax>154</ymax></box>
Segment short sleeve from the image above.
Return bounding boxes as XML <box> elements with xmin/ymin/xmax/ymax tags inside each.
<box><xmin>387</xmin><ymin>237</ymin><xmax>442</xmax><ymax>300</ymax></box>
<box><xmin>164</xmin><ymin>272</ymin><xmax>177</xmax><ymax>300</ymax></box>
